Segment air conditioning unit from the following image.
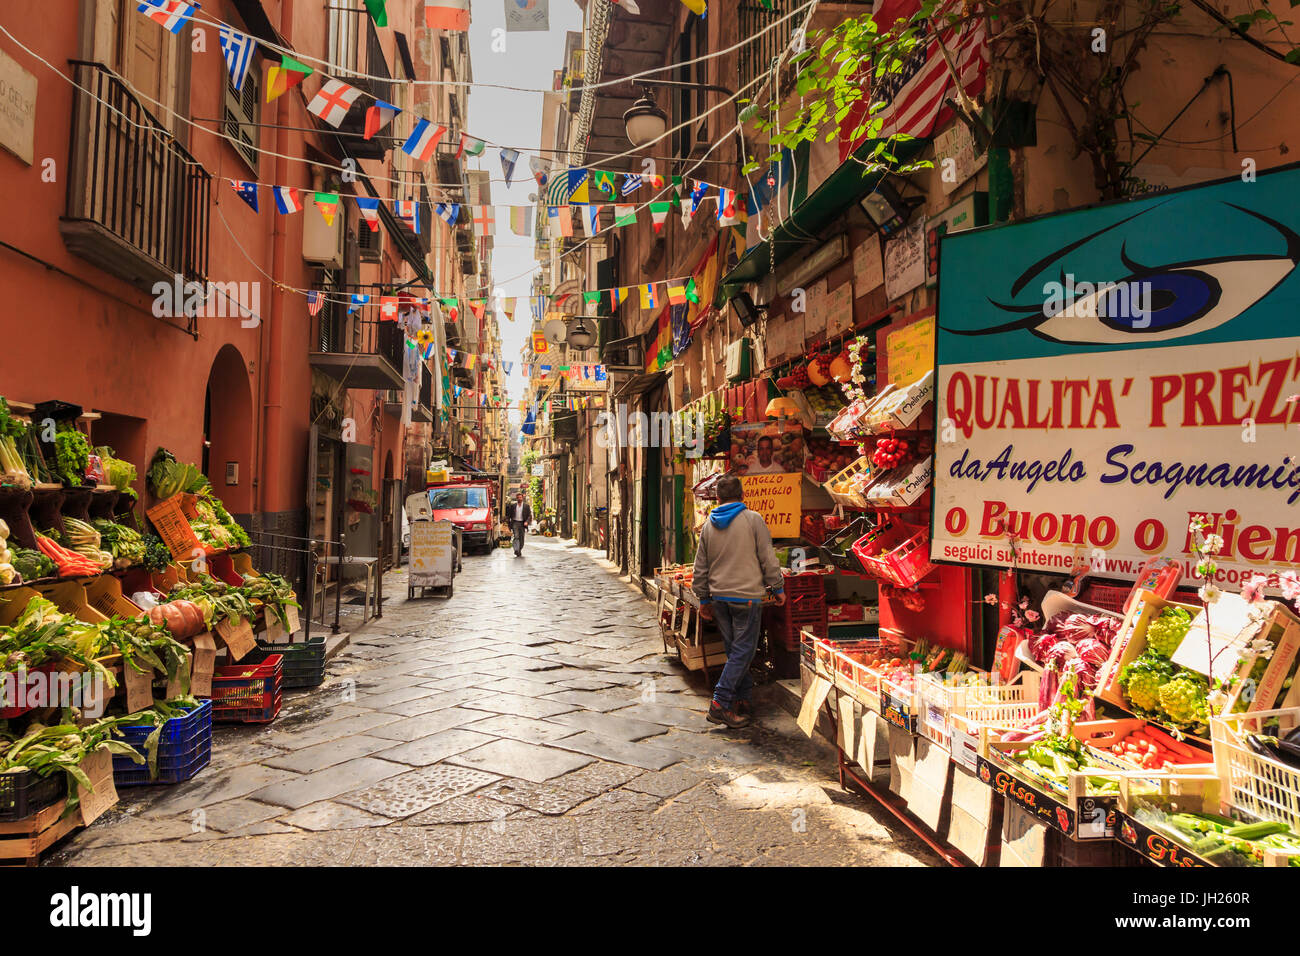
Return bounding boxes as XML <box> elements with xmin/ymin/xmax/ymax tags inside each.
<box><xmin>303</xmin><ymin>204</ymin><xmax>344</xmax><ymax>267</ymax></box>
<box><xmin>725</xmin><ymin>337</ymin><xmax>753</xmax><ymax>382</ymax></box>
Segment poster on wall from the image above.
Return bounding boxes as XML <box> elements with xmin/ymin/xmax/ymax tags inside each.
<box><xmin>739</xmin><ymin>472</ymin><xmax>802</xmax><ymax>538</ymax></box>
<box><xmin>825</xmin><ymin>281</ymin><xmax>855</xmax><ymax>338</ymax></box>
<box><xmin>931</xmin><ymin>164</ymin><xmax>1300</xmax><ymax>585</ymax></box>
<box><xmin>883</xmin><ymin>219</ymin><xmax>926</xmax><ymax>301</ymax></box>
<box><xmin>729</xmin><ymin>421</ymin><xmax>805</xmax><ymax>477</ymax></box>
<box><xmin>854</xmin><ymin>236</ymin><xmax>885</xmax><ymax>297</ymax></box>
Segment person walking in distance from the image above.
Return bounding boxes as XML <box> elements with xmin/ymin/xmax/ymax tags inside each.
<box><xmin>508</xmin><ymin>491</ymin><xmax>532</xmax><ymax>557</ymax></box>
<box><xmin>692</xmin><ymin>475</ymin><xmax>784</xmax><ymax>728</ymax></box>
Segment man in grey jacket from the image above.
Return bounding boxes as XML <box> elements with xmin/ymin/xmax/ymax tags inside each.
<box><xmin>692</xmin><ymin>475</ymin><xmax>785</xmax><ymax>728</ymax></box>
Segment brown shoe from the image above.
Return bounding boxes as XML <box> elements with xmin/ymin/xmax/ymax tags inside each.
<box><xmin>707</xmin><ymin>700</ymin><xmax>751</xmax><ymax>729</ymax></box>
<box><xmin>735</xmin><ymin>700</ymin><xmax>752</xmax><ymax>718</ymax></box>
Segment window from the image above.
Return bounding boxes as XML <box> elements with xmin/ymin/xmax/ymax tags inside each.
<box><xmin>429</xmin><ymin>487</ymin><xmax>487</xmax><ymax>510</ymax></box>
<box><xmin>223</xmin><ymin>69</ymin><xmax>260</xmax><ymax>172</ymax></box>
<box><xmin>328</xmin><ymin>0</ymin><xmax>360</xmax><ymax>77</ymax></box>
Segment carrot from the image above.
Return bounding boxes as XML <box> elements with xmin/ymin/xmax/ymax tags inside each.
<box><xmin>1149</xmin><ymin>731</ymin><xmax>1197</xmax><ymax>760</ymax></box>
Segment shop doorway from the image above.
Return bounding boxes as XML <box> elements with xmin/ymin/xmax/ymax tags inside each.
<box><xmin>202</xmin><ymin>345</ymin><xmax>254</xmax><ymax>515</ymax></box>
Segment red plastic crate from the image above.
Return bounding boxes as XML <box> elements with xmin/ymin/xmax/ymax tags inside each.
<box><xmin>764</xmin><ymin>594</ymin><xmax>829</xmax><ymax>651</ymax></box>
<box><xmin>210</xmin><ymin>654</ymin><xmax>284</xmax><ymax>723</ymax></box>
<box><xmin>851</xmin><ymin>521</ymin><xmax>936</xmax><ymax>588</ymax></box>
<box><xmin>782</xmin><ymin>571</ymin><xmax>828</xmax><ymax>597</ymax></box>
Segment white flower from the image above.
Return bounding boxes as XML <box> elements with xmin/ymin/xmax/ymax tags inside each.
<box><xmin>1199</xmin><ymin>583</ymin><xmax>1222</xmax><ymax>604</ymax></box>
<box><xmin>1203</xmin><ymin>534</ymin><xmax>1224</xmax><ymax>554</ymax></box>
<box><xmin>1207</xmin><ymin>688</ymin><xmax>1229</xmax><ymax>714</ymax></box>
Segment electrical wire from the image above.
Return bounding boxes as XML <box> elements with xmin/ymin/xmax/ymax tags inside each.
<box><xmin>188</xmin><ymin>1</ymin><xmax>819</xmax><ymax>94</ymax></box>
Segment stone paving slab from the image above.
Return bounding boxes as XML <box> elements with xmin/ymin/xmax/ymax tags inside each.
<box><xmin>366</xmin><ymin>708</ymin><xmax>484</xmax><ymax>742</ymax></box>
<box><xmin>371</xmin><ymin>727</ymin><xmax>498</xmax><ymax>766</ymax></box>
<box><xmin>546</xmin><ymin>731</ymin><xmax>684</xmax><ymax>771</ymax></box>
<box><xmin>262</xmin><ymin>734</ymin><xmax>396</xmax><ymax>774</ymax></box>
<box><xmin>461</xmin><ymin>692</ymin><xmax>580</xmax><ymax>720</ymax></box>
<box><xmin>249</xmin><ymin>757</ymin><xmax>410</xmax><ymax>810</ymax></box>
<box><xmin>544</xmin><ymin>709</ymin><xmax>669</xmax><ymax>742</ymax></box>
<box><xmin>446</xmin><ymin>738</ymin><xmax>594</xmax><ymax>783</ymax></box>
<box><xmin>458</xmin><ymin>713</ymin><xmax>582</xmax><ymax>744</ymax></box>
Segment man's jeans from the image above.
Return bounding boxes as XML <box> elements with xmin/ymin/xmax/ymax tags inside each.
<box><xmin>512</xmin><ymin>522</ymin><xmax>526</xmax><ymax>554</ymax></box>
<box><xmin>710</xmin><ymin>599</ymin><xmax>762</xmax><ymax>709</ymax></box>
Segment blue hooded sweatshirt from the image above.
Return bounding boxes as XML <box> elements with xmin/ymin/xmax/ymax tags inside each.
<box><xmin>709</xmin><ymin>501</ymin><xmax>746</xmax><ymax>529</ymax></box>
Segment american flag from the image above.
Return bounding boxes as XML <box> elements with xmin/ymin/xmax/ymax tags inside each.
<box><xmin>844</xmin><ymin>0</ymin><xmax>987</xmax><ymax>153</ymax></box>
<box><xmin>306</xmin><ymin>291</ymin><xmax>324</xmax><ymax>316</ymax></box>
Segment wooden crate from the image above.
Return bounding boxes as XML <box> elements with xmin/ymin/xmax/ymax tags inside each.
<box><xmin>979</xmin><ymin>737</ymin><xmax>1123</xmax><ymax>840</ymax></box>
<box><xmin>0</xmin><ymin>799</ymin><xmax>83</xmax><ymax>867</ymax></box>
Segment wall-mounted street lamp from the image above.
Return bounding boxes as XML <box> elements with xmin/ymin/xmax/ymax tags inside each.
<box><xmin>621</xmin><ymin>81</ymin><xmax>735</xmax><ymax>148</ymax></box>
<box><xmin>858</xmin><ymin>179</ymin><xmax>924</xmax><ymax>237</ymax></box>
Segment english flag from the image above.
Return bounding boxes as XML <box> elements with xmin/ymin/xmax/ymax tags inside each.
<box><xmin>425</xmin><ymin>0</ymin><xmax>470</xmax><ymax>30</ymax></box>
<box><xmin>402</xmin><ymin>118</ymin><xmax>447</xmax><ymax>162</ymax></box>
<box><xmin>308</xmin><ymin>79</ymin><xmax>362</xmax><ymax>128</ymax></box>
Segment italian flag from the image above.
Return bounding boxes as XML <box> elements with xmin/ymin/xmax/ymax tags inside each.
<box><xmin>425</xmin><ymin>0</ymin><xmax>470</xmax><ymax>30</ymax></box>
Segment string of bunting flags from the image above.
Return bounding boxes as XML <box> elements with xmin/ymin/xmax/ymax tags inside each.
<box><xmin>144</xmin><ymin>4</ymin><xmax>755</xmax><ymax>249</ymax></box>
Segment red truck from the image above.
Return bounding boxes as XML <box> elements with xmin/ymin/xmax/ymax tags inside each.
<box><xmin>425</xmin><ymin>473</ymin><xmax>503</xmax><ymax>554</ymax></box>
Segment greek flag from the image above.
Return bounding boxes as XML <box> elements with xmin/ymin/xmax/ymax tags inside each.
<box><xmin>621</xmin><ymin>174</ymin><xmax>642</xmax><ymax>196</ymax></box>
<box><xmin>219</xmin><ymin>25</ymin><xmax>257</xmax><ymax>92</ymax></box>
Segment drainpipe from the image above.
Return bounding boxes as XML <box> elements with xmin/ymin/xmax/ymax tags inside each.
<box><xmin>258</xmin><ymin>0</ymin><xmax>292</xmax><ymax>525</ymax></box>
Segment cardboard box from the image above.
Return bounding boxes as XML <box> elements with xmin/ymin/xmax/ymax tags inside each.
<box><xmin>189</xmin><ymin>632</ymin><xmax>217</xmax><ymax>697</ymax></box>
<box><xmin>866</xmin><ymin>370</ymin><xmax>934</xmax><ymax>432</ymax></box>
<box><xmin>76</xmin><ymin>747</ymin><xmax>119</xmax><ymax>826</ymax></box>
<box><xmin>1000</xmin><ymin>802</ymin><xmax>1047</xmax><ymax>867</ymax></box>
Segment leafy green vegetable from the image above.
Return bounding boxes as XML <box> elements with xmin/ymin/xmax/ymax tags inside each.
<box><xmin>9</xmin><ymin>547</ymin><xmax>55</xmax><ymax>582</ymax></box>
<box><xmin>53</xmin><ymin>427</ymin><xmax>91</xmax><ymax>487</ymax></box>
<box><xmin>147</xmin><ymin>447</ymin><xmax>209</xmax><ymax>499</ymax></box>
<box><xmin>94</xmin><ymin>446</ymin><xmax>137</xmax><ymax>494</ymax></box>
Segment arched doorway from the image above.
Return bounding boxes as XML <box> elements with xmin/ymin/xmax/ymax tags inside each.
<box><xmin>202</xmin><ymin>344</ymin><xmax>254</xmax><ymax>517</ymax></box>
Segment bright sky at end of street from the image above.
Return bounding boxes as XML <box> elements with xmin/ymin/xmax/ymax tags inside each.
<box><xmin>466</xmin><ymin>1</ymin><xmax>584</xmax><ymax>412</ymax></box>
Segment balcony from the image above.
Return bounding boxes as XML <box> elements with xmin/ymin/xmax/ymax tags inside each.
<box><xmin>309</xmin><ymin>293</ymin><xmax>406</xmax><ymax>391</ymax></box>
<box><xmin>328</xmin><ymin>6</ymin><xmax>393</xmax><ymax>160</ymax></box>
<box><xmin>60</xmin><ymin>61</ymin><xmax>210</xmax><ymax>293</ymax></box>
<box><xmin>384</xmin><ymin>368</ymin><xmax>434</xmax><ymax>422</ymax></box>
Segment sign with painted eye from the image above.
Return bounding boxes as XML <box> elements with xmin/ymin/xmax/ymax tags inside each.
<box><xmin>932</xmin><ymin>165</ymin><xmax>1300</xmax><ymax>585</ymax></box>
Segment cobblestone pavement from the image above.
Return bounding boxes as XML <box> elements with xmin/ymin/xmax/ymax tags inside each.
<box><xmin>49</xmin><ymin>538</ymin><xmax>939</xmax><ymax>866</ymax></box>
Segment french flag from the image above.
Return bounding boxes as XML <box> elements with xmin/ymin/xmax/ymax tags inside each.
<box><xmin>273</xmin><ymin>186</ymin><xmax>302</xmax><ymax>214</ymax></box>
<box><xmin>402</xmin><ymin>118</ymin><xmax>447</xmax><ymax>163</ymax></box>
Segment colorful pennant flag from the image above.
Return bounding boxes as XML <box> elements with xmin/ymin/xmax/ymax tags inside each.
<box><xmin>567</xmin><ymin>167</ymin><xmax>590</xmax><ymax>204</ymax></box>
<box><xmin>510</xmin><ymin>206</ymin><xmax>534</xmax><ymax>237</ymax></box>
<box><xmin>306</xmin><ymin>291</ymin><xmax>324</xmax><ymax>316</ymax></box>
<box><xmin>640</xmin><ymin>283</ymin><xmax>659</xmax><ymax>309</ymax></box>
<box><xmin>649</xmin><ymin>201</ymin><xmax>670</xmax><ymax>234</ymax></box>
<box><xmin>471</xmin><ymin>205</ymin><xmax>495</xmax><ymax>237</ymax></box>
<box><xmin>425</xmin><ymin>0</ymin><xmax>471</xmax><ymax>30</ymax></box>
<box><xmin>314</xmin><ymin>192</ymin><xmax>341</xmax><ymax>226</ymax></box>
<box><xmin>402</xmin><ymin>119</ymin><xmax>447</xmax><ymax>162</ymax></box>
<box><xmin>667</xmin><ymin>281</ymin><xmax>687</xmax><ymax>305</ymax></box>
<box><xmin>468</xmin><ymin>300</ymin><xmax>486</xmax><ymax>321</ymax></box>
<box><xmin>137</xmin><ymin>1</ymin><xmax>199</xmax><ymax>34</ymax></box>
<box><xmin>621</xmin><ymin>174</ymin><xmax>642</xmax><ymax>196</ymax></box>
<box><xmin>267</xmin><ymin>54</ymin><xmax>312</xmax><ymax>103</ymax></box>
<box><xmin>680</xmin><ymin>0</ymin><xmax>706</xmax><ymax>14</ymax></box>
<box><xmin>379</xmin><ymin>295</ymin><xmax>399</xmax><ymax>320</ymax></box>
<box><xmin>219</xmin><ymin>24</ymin><xmax>256</xmax><ymax>92</ymax></box>
<box><xmin>457</xmin><ymin>133</ymin><xmax>486</xmax><ymax>159</ymax></box>
<box><xmin>717</xmin><ymin>187</ymin><xmax>737</xmax><ymax>223</ymax></box>
<box><xmin>592</xmin><ymin>170</ymin><xmax>616</xmax><ymax>196</ymax></box>
<box><xmin>435</xmin><ymin>202</ymin><xmax>460</xmax><ymax>225</ymax></box>
<box><xmin>547</xmin><ymin>206</ymin><xmax>572</xmax><ymax>238</ymax></box>
<box><xmin>230</xmin><ymin>179</ymin><xmax>259</xmax><ymax>212</ymax></box>
<box><xmin>354</xmin><ymin>196</ymin><xmax>381</xmax><ymax>232</ymax></box>
<box><xmin>580</xmin><ymin>204</ymin><xmax>600</xmax><ymax>237</ymax></box>
<box><xmin>530</xmin><ymin>155</ymin><xmax>550</xmax><ymax>186</ymax></box>
<box><xmin>614</xmin><ymin>204</ymin><xmax>637</xmax><ymax>227</ymax></box>
<box><xmin>273</xmin><ymin>186</ymin><xmax>302</xmax><ymax>214</ymax></box>
<box><xmin>364</xmin><ymin>100</ymin><xmax>401</xmax><ymax>140</ymax></box>
<box><xmin>395</xmin><ymin>199</ymin><xmax>420</xmax><ymax>233</ymax></box>
<box><xmin>690</xmin><ymin>180</ymin><xmax>708</xmax><ymax>214</ymax></box>
<box><xmin>308</xmin><ymin>78</ymin><xmax>362</xmax><ymax>127</ymax></box>
<box><xmin>348</xmin><ymin>293</ymin><xmax>370</xmax><ymax>314</ymax></box>
<box><xmin>608</xmin><ymin>287</ymin><xmax>625</xmax><ymax>309</ymax></box>
<box><xmin>499</xmin><ymin>148</ymin><xmax>520</xmax><ymax>185</ymax></box>
<box><xmin>685</xmin><ymin>276</ymin><xmax>700</xmax><ymax>304</ymax></box>
<box><xmin>364</xmin><ymin>0</ymin><xmax>388</xmax><ymax>26</ymax></box>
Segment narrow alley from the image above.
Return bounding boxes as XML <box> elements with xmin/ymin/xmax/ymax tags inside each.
<box><xmin>49</xmin><ymin>541</ymin><xmax>937</xmax><ymax>867</ymax></box>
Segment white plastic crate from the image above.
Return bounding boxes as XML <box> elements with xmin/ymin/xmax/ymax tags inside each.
<box><xmin>1211</xmin><ymin>707</ymin><xmax>1300</xmax><ymax>832</ymax></box>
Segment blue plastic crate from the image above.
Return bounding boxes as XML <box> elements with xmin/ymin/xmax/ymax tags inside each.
<box><xmin>111</xmin><ymin>700</ymin><xmax>213</xmax><ymax>787</ymax></box>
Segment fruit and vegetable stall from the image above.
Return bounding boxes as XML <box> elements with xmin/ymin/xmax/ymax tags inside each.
<box><xmin>0</xmin><ymin>397</ymin><xmax>317</xmax><ymax>865</ymax></box>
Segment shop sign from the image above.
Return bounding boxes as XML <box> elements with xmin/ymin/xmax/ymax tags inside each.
<box><xmin>853</xmin><ymin>236</ymin><xmax>884</xmax><ymax>297</ymax></box>
<box><xmin>933</xmin><ymin>166</ymin><xmax>1300</xmax><ymax>583</ymax></box>
<box><xmin>882</xmin><ymin>219</ymin><xmax>925</xmax><ymax>301</ymax></box>
<box><xmin>738</xmin><ymin>472</ymin><xmax>801</xmax><ymax>538</ymax></box>
<box><xmin>1115</xmin><ymin>812</ymin><xmax>1209</xmax><ymax>867</ymax></box>
<box><xmin>924</xmin><ymin>192</ymin><xmax>987</xmax><ymax>287</ymax></box>
<box><xmin>0</xmin><ymin>47</ymin><xmax>36</xmax><ymax>165</ymax></box>
<box><xmin>933</xmin><ymin>121</ymin><xmax>985</xmax><ymax>195</ymax></box>
<box><xmin>976</xmin><ymin>756</ymin><xmax>1117</xmax><ymax>839</ymax></box>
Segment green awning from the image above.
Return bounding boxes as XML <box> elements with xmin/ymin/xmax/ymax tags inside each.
<box><xmin>722</xmin><ymin>140</ymin><xmax>925</xmax><ymax>287</ymax></box>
